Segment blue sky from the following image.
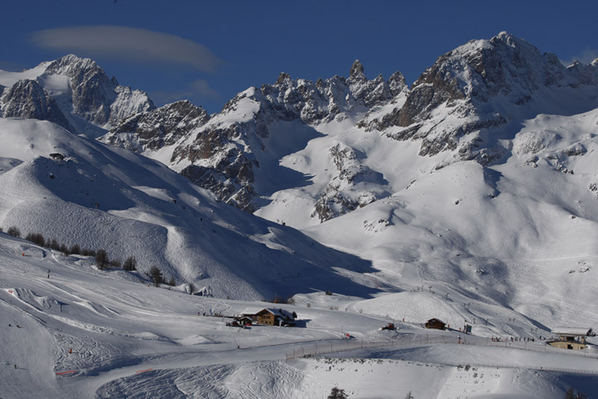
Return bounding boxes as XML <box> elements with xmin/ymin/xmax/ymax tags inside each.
<box><xmin>1</xmin><ymin>0</ymin><xmax>597</xmax><ymax>114</ymax></box>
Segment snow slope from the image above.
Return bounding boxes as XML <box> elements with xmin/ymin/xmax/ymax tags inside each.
<box><xmin>0</xmin><ymin>118</ymin><xmax>374</xmax><ymax>301</ymax></box>
<box><xmin>1</xmin><ymin>232</ymin><xmax>597</xmax><ymax>398</ymax></box>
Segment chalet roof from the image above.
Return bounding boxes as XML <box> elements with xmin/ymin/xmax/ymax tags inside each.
<box><xmin>243</xmin><ymin>308</ymin><xmax>296</xmax><ymax>320</ymax></box>
<box><xmin>262</xmin><ymin>308</ymin><xmax>295</xmax><ymax>319</ymax></box>
<box><xmin>427</xmin><ymin>318</ymin><xmax>446</xmax><ymax>324</ymax></box>
<box><xmin>551</xmin><ymin>327</ymin><xmax>595</xmax><ymax>337</ymax></box>
<box><xmin>241</xmin><ymin>307</ymin><xmax>263</xmax><ymax>316</ymax></box>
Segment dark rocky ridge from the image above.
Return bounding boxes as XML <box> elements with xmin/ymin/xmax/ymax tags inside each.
<box><xmin>0</xmin><ymin>79</ymin><xmax>73</xmax><ymax>130</ymax></box>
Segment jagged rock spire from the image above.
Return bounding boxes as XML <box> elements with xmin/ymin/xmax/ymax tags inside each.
<box><xmin>275</xmin><ymin>72</ymin><xmax>291</xmax><ymax>85</ymax></box>
<box><xmin>349</xmin><ymin>60</ymin><xmax>366</xmax><ymax>82</ymax></box>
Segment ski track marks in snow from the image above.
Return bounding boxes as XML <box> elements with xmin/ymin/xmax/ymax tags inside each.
<box><xmin>96</xmin><ymin>361</ymin><xmax>309</xmax><ymax>399</ymax></box>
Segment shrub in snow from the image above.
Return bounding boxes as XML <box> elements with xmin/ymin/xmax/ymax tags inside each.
<box><xmin>328</xmin><ymin>387</ymin><xmax>348</xmax><ymax>399</ymax></box>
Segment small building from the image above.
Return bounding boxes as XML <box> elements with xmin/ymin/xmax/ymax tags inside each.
<box><xmin>425</xmin><ymin>318</ymin><xmax>446</xmax><ymax>330</ymax></box>
<box><xmin>243</xmin><ymin>308</ymin><xmax>297</xmax><ymax>327</ymax></box>
<box><xmin>549</xmin><ymin>327</ymin><xmax>595</xmax><ymax>350</ymax></box>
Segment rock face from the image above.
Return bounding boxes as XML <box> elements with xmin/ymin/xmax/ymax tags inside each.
<box><xmin>100</xmin><ymin>100</ymin><xmax>209</xmax><ymax>152</ymax></box>
<box><xmin>362</xmin><ymin>32</ymin><xmax>598</xmax><ymax>164</ymax></box>
<box><xmin>0</xmin><ymin>54</ymin><xmax>154</xmax><ymax>135</ymax></box>
<box><xmin>312</xmin><ymin>143</ymin><xmax>389</xmax><ymax>222</ymax></box>
<box><xmin>107</xmin><ymin>60</ymin><xmax>407</xmax><ymax>214</ymax></box>
<box><xmin>0</xmin><ymin>79</ymin><xmax>73</xmax><ymax>130</ymax></box>
<box><xmin>43</xmin><ymin>55</ymin><xmax>154</xmax><ymax>128</ymax></box>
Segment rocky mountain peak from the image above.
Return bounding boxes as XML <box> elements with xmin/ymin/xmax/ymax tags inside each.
<box><xmin>275</xmin><ymin>72</ymin><xmax>292</xmax><ymax>86</ymax></box>
<box><xmin>357</xmin><ymin>32</ymin><xmax>598</xmax><ymax>167</ymax></box>
<box><xmin>388</xmin><ymin>71</ymin><xmax>407</xmax><ymax>96</ymax></box>
<box><xmin>41</xmin><ymin>54</ymin><xmax>154</xmax><ymax>130</ymax></box>
<box><xmin>0</xmin><ymin>79</ymin><xmax>73</xmax><ymax>130</ymax></box>
<box><xmin>45</xmin><ymin>54</ymin><xmax>113</xmax><ymax>82</ymax></box>
<box><xmin>92</xmin><ymin>33</ymin><xmax>598</xmax><ymax>220</ymax></box>
<box><xmin>349</xmin><ymin>60</ymin><xmax>366</xmax><ymax>82</ymax></box>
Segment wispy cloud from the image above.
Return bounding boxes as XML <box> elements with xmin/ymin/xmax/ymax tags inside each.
<box><xmin>151</xmin><ymin>79</ymin><xmax>221</xmax><ymax>106</ymax></box>
<box><xmin>561</xmin><ymin>48</ymin><xmax>598</xmax><ymax>66</ymax></box>
<box><xmin>31</xmin><ymin>26</ymin><xmax>224</xmax><ymax>73</ymax></box>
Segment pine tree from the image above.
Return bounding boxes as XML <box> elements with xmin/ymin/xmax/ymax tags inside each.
<box><xmin>95</xmin><ymin>249</ymin><xmax>109</xmax><ymax>269</ymax></box>
<box><xmin>150</xmin><ymin>266</ymin><xmax>163</xmax><ymax>287</ymax></box>
<box><xmin>123</xmin><ymin>256</ymin><xmax>137</xmax><ymax>271</ymax></box>
<box><xmin>70</xmin><ymin>243</ymin><xmax>81</xmax><ymax>255</ymax></box>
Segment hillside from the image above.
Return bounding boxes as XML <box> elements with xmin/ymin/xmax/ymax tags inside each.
<box><xmin>0</xmin><ymin>118</ymin><xmax>374</xmax><ymax>301</ymax></box>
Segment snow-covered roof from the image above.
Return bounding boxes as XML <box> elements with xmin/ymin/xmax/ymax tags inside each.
<box><xmin>551</xmin><ymin>327</ymin><xmax>594</xmax><ymax>337</ymax></box>
<box><xmin>266</xmin><ymin>308</ymin><xmax>295</xmax><ymax>319</ymax></box>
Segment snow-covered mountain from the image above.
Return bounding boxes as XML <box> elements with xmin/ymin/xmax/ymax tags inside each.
<box><xmin>3</xmin><ymin>32</ymin><xmax>598</xmax><ymax>327</ymax></box>
<box><xmin>100</xmin><ymin>59</ymin><xmax>408</xmax><ymax>214</ymax></box>
<box><xmin>0</xmin><ymin>55</ymin><xmax>154</xmax><ymax>137</ymax></box>
<box><xmin>99</xmin><ymin>32</ymin><xmax>598</xmax><ymax>330</ymax></box>
<box><xmin>101</xmin><ymin>32</ymin><xmax>598</xmax><ymax>222</ymax></box>
<box><xmin>3</xmin><ymin>32</ymin><xmax>598</xmax><ymax>399</ymax></box>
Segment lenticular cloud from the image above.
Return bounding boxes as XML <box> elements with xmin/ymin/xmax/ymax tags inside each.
<box><xmin>31</xmin><ymin>25</ymin><xmax>223</xmax><ymax>73</ymax></box>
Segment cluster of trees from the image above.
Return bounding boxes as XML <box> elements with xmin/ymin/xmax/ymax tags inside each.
<box><xmin>4</xmin><ymin>226</ymin><xmax>114</xmax><ymax>263</ymax></box>
<box><xmin>2</xmin><ymin>225</ymin><xmax>176</xmax><ymax>287</ymax></box>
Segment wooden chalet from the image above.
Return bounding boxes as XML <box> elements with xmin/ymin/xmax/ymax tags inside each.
<box><xmin>425</xmin><ymin>318</ymin><xmax>447</xmax><ymax>330</ymax></box>
<box><xmin>243</xmin><ymin>308</ymin><xmax>297</xmax><ymax>327</ymax></box>
<box><xmin>549</xmin><ymin>327</ymin><xmax>595</xmax><ymax>350</ymax></box>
